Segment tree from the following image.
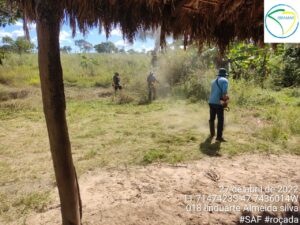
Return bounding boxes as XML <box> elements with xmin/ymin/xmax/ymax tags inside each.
<box><xmin>1</xmin><ymin>36</ymin><xmax>34</xmax><ymax>54</ymax></box>
<box><xmin>281</xmin><ymin>46</ymin><xmax>300</xmax><ymax>87</ymax></box>
<box><xmin>2</xmin><ymin>36</ymin><xmax>14</xmax><ymax>45</ymax></box>
<box><xmin>14</xmin><ymin>36</ymin><xmax>35</xmax><ymax>54</ymax></box>
<box><xmin>0</xmin><ymin>1</ymin><xmax>23</xmax><ymax>65</ymax></box>
<box><xmin>127</xmin><ymin>49</ymin><xmax>137</xmax><ymax>54</ymax></box>
<box><xmin>1</xmin><ymin>36</ymin><xmax>14</xmax><ymax>52</ymax></box>
<box><xmin>35</xmin><ymin>1</ymin><xmax>81</xmax><ymax>224</ymax></box>
<box><xmin>75</xmin><ymin>39</ymin><xmax>93</xmax><ymax>53</ymax></box>
<box><xmin>94</xmin><ymin>41</ymin><xmax>118</xmax><ymax>53</ymax></box>
<box><xmin>60</xmin><ymin>46</ymin><xmax>72</xmax><ymax>53</ymax></box>
<box><xmin>119</xmin><ymin>48</ymin><xmax>125</xmax><ymax>54</ymax></box>
<box><xmin>227</xmin><ymin>42</ymin><xmax>271</xmax><ymax>84</ymax></box>
<box><xmin>137</xmin><ymin>27</ymin><xmax>161</xmax><ymax>67</ymax></box>
<box><xmin>0</xmin><ymin>0</ymin><xmax>21</xmax><ymax>27</ymax></box>
<box><xmin>0</xmin><ymin>37</ymin><xmax>13</xmax><ymax>61</ymax></box>
<box><xmin>0</xmin><ymin>0</ymin><xmax>30</xmax><ymax>40</ymax></box>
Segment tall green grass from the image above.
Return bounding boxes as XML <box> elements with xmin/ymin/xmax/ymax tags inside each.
<box><xmin>0</xmin><ymin>53</ymin><xmax>151</xmax><ymax>88</ymax></box>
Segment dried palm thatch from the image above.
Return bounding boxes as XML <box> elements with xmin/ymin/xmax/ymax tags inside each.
<box><xmin>9</xmin><ymin>0</ymin><xmax>263</xmax><ymax>50</ymax></box>
<box><xmin>10</xmin><ymin>0</ymin><xmax>263</xmax><ymax>51</ymax></box>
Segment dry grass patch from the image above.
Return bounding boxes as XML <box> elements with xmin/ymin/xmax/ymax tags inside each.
<box><xmin>0</xmin><ymin>86</ymin><xmax>299</xmax><ymax>223</ymax></box>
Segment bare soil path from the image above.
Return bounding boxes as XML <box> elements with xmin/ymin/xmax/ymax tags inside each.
<box><xmin>23</xmin><ymin>154</ymin><xmax>300</xmax><ymax>225</ymax></box>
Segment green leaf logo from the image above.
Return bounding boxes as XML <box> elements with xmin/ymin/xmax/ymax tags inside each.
<box><xmin>265</xmin><ymin>4</ymin><xmax>299</xmax><ymax>38</ymax></box>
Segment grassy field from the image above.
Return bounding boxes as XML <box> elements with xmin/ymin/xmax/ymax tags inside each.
<box><xmin>0</xmin><ymin>53</ymin><xmax>300</xmax><ymax>223</ymax></box>
<box><xmin>0</xmin><ymin>53</ymin><xmax>151</xmax><ymax>88</ymax></box>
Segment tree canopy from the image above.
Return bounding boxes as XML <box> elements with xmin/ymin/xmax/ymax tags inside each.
<box><xmin>75</xmin><ymin>39</ymin><xmax>93</xmax><ymax>53</ymax></box>
<box><xmin>1</xmin><ymin>36</ymin><xmax>34</xmax><ymax>54</ymax></box>
<box><xmin>94</xmin><ymin>42</ymin><xmax>118</xmax><ymax>53</ymax></box>
<box><xmin>0</xmin><ymin>0</ymin><xmax>21</xmax><ymax>27</ymax></box>
<box><xmin>60</xmin><ymin>46</ymin><xmax>72</xmax><ymax>53</ymax></box>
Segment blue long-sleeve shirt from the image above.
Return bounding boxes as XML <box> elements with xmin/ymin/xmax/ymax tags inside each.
<box><xmin>208</xmin><ymin>77</ymin><xmax>228</xmax><ymax>105</ymax></box>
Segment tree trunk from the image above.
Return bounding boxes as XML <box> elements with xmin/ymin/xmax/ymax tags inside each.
<box><xmin>35</xmin><ymin>1</ymin><xmax>81</xmax><ymax>224</ymax></box>
<box><xmin>151</xmin><ymin>26</ymin><xmax>161</xmax><ymax>68</ymax></box>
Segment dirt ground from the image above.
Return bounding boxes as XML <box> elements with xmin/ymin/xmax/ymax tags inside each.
<box><xmin>20</xmin><ymin>154</ymin><xmax>300</xmax><ymax>225</ymax></box>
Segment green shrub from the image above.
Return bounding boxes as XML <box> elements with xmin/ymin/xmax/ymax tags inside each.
<box><xmin>156</xmin><ymin>48</ymin><xmax>215</xmax><ymax>102</ymax></box>
<box><xmin>183</xmin><ymin>77</ymin><xmax>210</xmax><ymax>102</ymax></box>
<box><xmin>270</xmin><ymin>46</ymin><xmax>300</xmax><ymax>87</ymax></box>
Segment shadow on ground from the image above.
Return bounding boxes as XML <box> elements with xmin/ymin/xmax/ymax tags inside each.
<box><xmin>199</xmin><ymin>136</ymin><xmax>221</xmax><ymax>156</ymax></box>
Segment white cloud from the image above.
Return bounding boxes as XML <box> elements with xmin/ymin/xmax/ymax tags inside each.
<box><xmin>29</xmin><ymin>23</ymin><xmax>36</xmax><ymax>30</ymax></box>
<box><xmin>166</xmin><ymin>38</ymin><xmax>173</xmax><ymax>45</ymax></box>
<box><xmin>11</xmin><ymin>29</ymin><xmax>24</xmax><ymax>37</ymax></box>
<box><xmin>110</xmin><ymin>28</ymin><xmax>122</xmax><ymax>36</ymax></box>
<box><xmin>31</xmin><ymin>37</ymin><xmax>37</xmax><ymax>44</ymax></box>
<box><xmin>59</xmin><ymin>30</ymin><xmax>72</xmax><ymax>43</ymax></box>
<box><xmin>13</xmin><ymin>21</ymin><xmax>36</xmax><ymax>31</ymax></box>
<box><xmin>0</xmin><ymin>28</ymin><xmax>27</xmax><ymax>39</ymax></box>
<box><xmin>0</xmin><ymin>28</ymin><xmax>26</xmax><ymax>39</ymax></box>
<box><xmin>114</xmin><ymin>39</ymin><xmax>129</xmax><ymax>48</ymax></box>
<box><xmin>0</xmin><ymin>30</ymin><xmax>13</xmax><ymax>38</ymax></box>
<box><xmin>14</xmin><ymin>21</ymin><xmax>23</xmax><ymax>27</ymax></box>
<box><xmin>140</xmin><ymin>44</ymin><xmax>153</xmax><ymax>52</ymax></box>
<box><xmin>99</xmin><ymin>26</ymin><xmax>122</xmax><ymax>37</ymax></box>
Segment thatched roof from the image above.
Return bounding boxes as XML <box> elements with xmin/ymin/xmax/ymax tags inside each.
<box><xmin>10</xmin><ymin>0</ymin><xmax>263</xmax><ymax>51</ymax></box>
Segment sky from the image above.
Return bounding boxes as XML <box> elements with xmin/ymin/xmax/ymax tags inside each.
<box><xmin>0</xmin><ymin>20</ymin><xmax>166</xmax><ymax>53</ymax></box>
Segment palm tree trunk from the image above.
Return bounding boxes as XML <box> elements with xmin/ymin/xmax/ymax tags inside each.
<box><xmin>151</xmin><ymin>26</ymin><xmax>161</xmax><ymax>67</ymax></box>
<box><xmin>35</xmin><ymin>1</ymin><xmax>81</xmax><ymax>224</ymax></box>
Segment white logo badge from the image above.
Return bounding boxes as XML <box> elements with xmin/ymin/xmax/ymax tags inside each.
<box><xmin>265</xmin><ymin>0</ymin><xmax>300</xmax><ymax>43</ymax></box>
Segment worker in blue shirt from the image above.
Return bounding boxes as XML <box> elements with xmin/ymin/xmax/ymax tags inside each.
<box><xmin>208</xmin><ymin>68</ymin><xmax>229</xmax><ymax>142</ymax></box>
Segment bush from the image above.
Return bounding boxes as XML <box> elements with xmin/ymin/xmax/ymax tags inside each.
<box><xmin>183</xmin><ymin>76</ymin><xmax>210</xmax><ymax>102</ymax></box>
<box><xmin>156</xmin><ymin>48</ymin><xmax>215</xmax><ymax>102</ymax></box>
<box><xmin>157</xmin><ymin>49</ymin><xmax>208</xmax><ymax>85</ymax></box>
<box><xmin>271</xmin><ymin>46</ymin><xmax>300</xmax><ymax>87</ymax></box>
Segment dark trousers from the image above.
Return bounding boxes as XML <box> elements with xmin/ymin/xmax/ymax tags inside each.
<box><xmin>114</xmin><ymin>85</ymin><xmax>122</xmax><ymax>92</ymax></box>
<box><xmin>209</xmin><ymin>104</ymin><xmax>224</xmax><ymax>138</ymax></box>
<box><xmin>148</xmin><ymin>86</ymin><xmax>156</xmax><ymax>101</ymax></box>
